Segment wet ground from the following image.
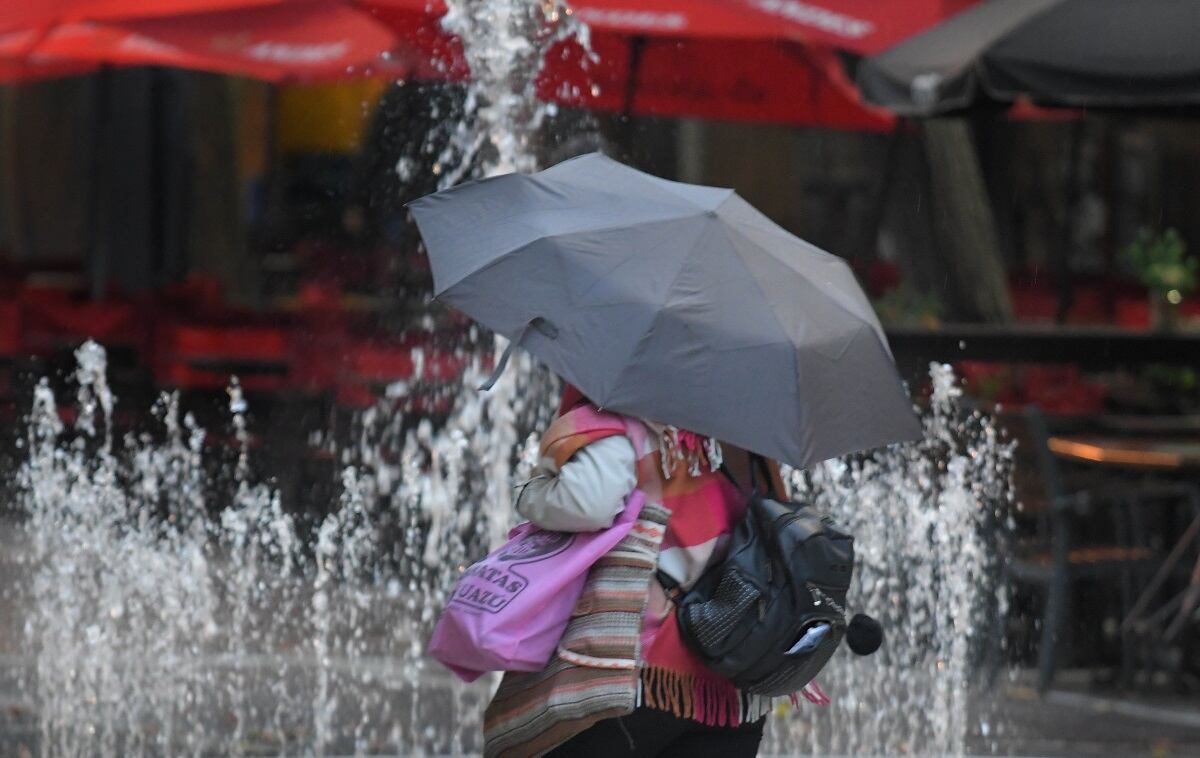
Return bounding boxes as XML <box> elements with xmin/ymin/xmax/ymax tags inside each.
<box><xmin>1</xmin><ymin>674</ymin><xmax>1197</xmax><ymax>757</ymax></box>
<box><xmin>969</xmin><ymin>677</ymin><xmax>1200</xmax><ymax>757</ymax></box>
<box><xmin>2</xmin><ymin>516</ymin><xmax>1198</xmax><ymax>757</ymax></box>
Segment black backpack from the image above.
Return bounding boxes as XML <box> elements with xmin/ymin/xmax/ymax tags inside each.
<box><xmin>658</xmin><ymin>456</ymin><xmax>876</xmax><ymax>697</ymax></box>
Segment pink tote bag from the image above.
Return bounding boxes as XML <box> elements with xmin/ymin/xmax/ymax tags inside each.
<box><xmin>429</xmin><ymin>490</ymin><xmax>646</xmax><ymax>682</ymax></box>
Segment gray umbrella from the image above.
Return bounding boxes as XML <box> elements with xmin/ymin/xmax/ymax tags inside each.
<box><xmin>409</xmin><ymin>153</ymin><xmax>921</xmax><ymax>469</ymax></box>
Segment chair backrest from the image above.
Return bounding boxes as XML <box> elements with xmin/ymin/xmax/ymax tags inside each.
<box><xmin>1023</xmin><ymin>405</ymin><xmax>1067</xmax><ymax>503</ymax></box>
<box><xmin>994</xmin><ymin>404</ymin><xmax>1064</xmax><ymax>522</ymax></box>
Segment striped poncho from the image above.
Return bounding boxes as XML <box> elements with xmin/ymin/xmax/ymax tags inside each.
<box><xmin>482</xmin><ymin>406</ymin><xmax>773</xmax><ymax>757</ymax></box>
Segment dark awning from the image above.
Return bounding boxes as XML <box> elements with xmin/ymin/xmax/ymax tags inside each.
<box><xmin>858</xmin><ymin>0</ymin><xmax>1200</xmax><ymax>115</ymax></box>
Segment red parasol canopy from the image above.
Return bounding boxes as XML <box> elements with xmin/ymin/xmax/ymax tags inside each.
<box><xmin>0</xmin><ymin>56</ymin><xmax>98</xmax><ymax>84</ymax></box>
<box><xmin>537</xmin><ymin>33</ymin><xmax>893</xmax><ymax>131</ymax></box>
<box><xmin>362</xmin><ymin>0</ymin><xmax>976</xmax><ymax>55</ymax></box>
<box><xmin>2</xmin><ymin>1</ymin><xmax>400</xmax><ymax>83</ymax></box>
<box><xmin>0</xmin><ymin>0</ymin><xmax>286</xmax><ymax>51</ymax></box>
<box><xmin>359</xmin><ymin>0</ymin><xmax>944</xmax><ymax>131</ymax></box>
<box><xmin>710</xmin><ymin>0</ymin><xmax>975</xmax><ymax>55</ymax></box>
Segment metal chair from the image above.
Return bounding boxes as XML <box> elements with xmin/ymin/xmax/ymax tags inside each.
<box><xmin>1006</xmin><ymin>405</ymin><xmax>1195</xmax><ymax>691</ymax></box>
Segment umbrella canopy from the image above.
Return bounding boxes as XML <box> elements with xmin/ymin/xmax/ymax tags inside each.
<box><xmin>858</xmin><ymin>0</ymin><xmax>1200</xmax><ymax>115</ymax></box>
<box><xmin>363</xmin><ymin>0</ymin><xmax>975</xmax><ymax>55</ymax></box>
<box><xmin>0</xmin><ymin>1</ymin><xmax>275</xmax><ymax>31</ymax></box>
<box><xmin>0</xmin><ymin>0</ymin><xmax>285</xmax><ymax>53</ymax></box>
<box><xmin>2</xmin><ymin>1</ymin><xmax>400</xmax><ymax>83</ymax></box>
<box><xmin>0</xmin><ymin>25</ymin><xmax>98</xmax><ymax>82</ymax></box>
<box><xmin>409</xmin><ymin>153</ymin><xmax>921</xmax><ymax>469</ymax></box>
<box><xmin>0</xmin><ymin>57</ymin><xmax>96</xmax><ymax>83</ymax></box>
<box><xmin>361</xmin><ymin>0</ymin><xmax>978</xmax><ymax>131</ymax></box>
<box><xmin>536</xmin><ymin>32</ymin><xmax>894</xmax><ymax>131</ymax></box>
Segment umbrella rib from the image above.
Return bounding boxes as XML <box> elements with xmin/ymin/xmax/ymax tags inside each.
<box><xmin>716</xmin><ymin>194</ymin><xmax>839</xmax><ymax>263</ymax></box>
<box><xmin>720</xmin><ymin>221</ymin><xmax>881</xmax><ymax>342</ymax></box>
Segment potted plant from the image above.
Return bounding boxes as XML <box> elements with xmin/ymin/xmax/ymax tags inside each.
<box><xmin>1122</xmin><ymin>227</ymin><xmax>1198</xmax><ymax>331</ymax></box>
<box><xmin>872</xmin><ymin>283</ymin><xmax>944</xmax><ymax>329</ymax></box>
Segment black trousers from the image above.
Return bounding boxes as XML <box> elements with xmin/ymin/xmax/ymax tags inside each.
<box><xmin>544</xmin><ymin>707</ymin><xmax>766</xmax><ymax>757</ymax></box>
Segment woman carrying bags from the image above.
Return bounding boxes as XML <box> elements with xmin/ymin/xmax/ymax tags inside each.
<box><xmin>483</xmin><ymin>386</ymin><xmax>783</xmax><ymax>758</ymax></box>
<box><xmin>410</xmin><ymin>154</ymin><xmax>919</xmax><ymax>758</ymax></box>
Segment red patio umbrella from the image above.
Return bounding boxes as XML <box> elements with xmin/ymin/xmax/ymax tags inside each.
<box><xmin>0</xmin><ymin>56</ymin><xmax>98</xmax><ymax>84</ymax></box>
<box><xmin>0</xmin><ymin>25</ymin><xmax>99</xmax><ymax>83</ymax></box>
<box><xmin>705</xmin><ymin>0</ymin><xmax>975</xmax><ymax>55</ymax></box>
<box><xmin>0</xmin><ymin>0</ymin><xmax>285</xmax><ymax>53</ymax></box>
<box><xmin>3</xmin><ymin>1</ymin><xmax>401</xmax><ymax>83</ymax></box>
<box><xmin>360</xmin><ymin>0</ymin><xmax>939</xmax><ymax>131</ymax></box>
<box><xmin>538</xmin><ymin>32</ymin><xmax>893</xmax><ymax>130</ymax></box>
<box><xmin>0</xmin><ymin>29</ymin><xmax>45</xmax><ymax>58</ymax></box>
<box><xmin>362</xmin><ymin>0</ymin><xmax>975</xmax><ymax>55</ymax></box>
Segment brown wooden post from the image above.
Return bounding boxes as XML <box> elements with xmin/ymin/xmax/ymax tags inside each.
<box><xmin>0</xmin><ymin>87</ymin><xmax>27</xmax><ymax>262</ymax></box>
<box><xmin>921</xmin><ymin>117</ymin><xmax>1014</xmax><ymax>323</ymax></box>
<box><xmin>187</xmin><ymin>73</ymin><xmax>254</xmax><ymax>305</ymax></box>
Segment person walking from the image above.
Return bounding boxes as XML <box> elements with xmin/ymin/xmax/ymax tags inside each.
<box><xmin>410</xmin><ymin>154</ymin><xmax>921</xmax><ymax>757</ymax></box>
<box><xmin>483</xmin><ymin>386</ymin><xmax>783</xmax><ymax>757</ymax></box>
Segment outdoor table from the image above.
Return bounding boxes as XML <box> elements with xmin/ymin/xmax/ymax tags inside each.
<box><xmin>1049</xmin><ymin>435</ymin><xmax>1200</xmax><ymax>650</ymax></box>
<box><xmin>1048</xmin><ymin>436</ymin><xmax>1200</xmax><ymax>470</ymax></box>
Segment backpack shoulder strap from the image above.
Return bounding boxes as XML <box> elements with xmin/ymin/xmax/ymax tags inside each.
<box><xmin>719</xmin><ymin>452</ymin><xmax>778</xmax><ymax>499</ymax></box>
<box><xmin>656</xmin><ymin>569</ymin><xmax>683</xmax><ymax>603</ymax></box>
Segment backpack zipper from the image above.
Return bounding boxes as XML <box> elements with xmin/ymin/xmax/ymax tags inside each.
<box><xmin>806</xmin><ymin>583</ymin><xmax>846</xmax><ymax>616</ymax></box>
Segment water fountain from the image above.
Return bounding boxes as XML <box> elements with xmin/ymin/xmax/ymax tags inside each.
<box><xmin>0</xmin><ymin>2</ymin><xmax>1015</xmax><ymax>756</ymax></box>
<box><xmin>778</xmin><ymin>365</ymin><xmax>1014</xmax><ymax>755</ymax></box>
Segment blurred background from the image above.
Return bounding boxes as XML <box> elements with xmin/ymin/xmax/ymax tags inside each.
<box><xmin>2</xmin><ymin>1</ymin><xmax>1200</xmax><ymax>755</ymax></box>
